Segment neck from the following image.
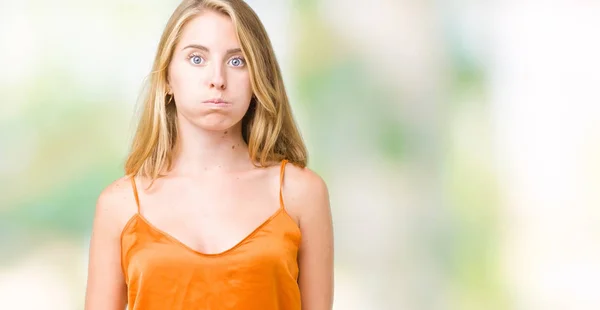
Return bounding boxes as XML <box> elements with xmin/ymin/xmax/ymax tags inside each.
<box><xmin>169</xmin><ymin>119</ymin><xmax>253</xmax><ymax>177</ymax></box>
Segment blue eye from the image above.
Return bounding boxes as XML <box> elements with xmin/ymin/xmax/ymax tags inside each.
<box><xmin>228</xmin><ymin>57</ymin><xmax>245</xmax><ymax>67</ymax></box>
<box><xmin>189</xmin><ymin>55</ymin><xmax>204</xmax><ymax>65</ymax></box>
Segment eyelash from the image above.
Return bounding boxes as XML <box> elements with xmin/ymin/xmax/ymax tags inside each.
<box><xmin>187</xmin><ymin>53</ymin><xmax>246</xmax><ymax>67</ymax></box>
<box><xmin>228</xmin><ymin>56</ymin><xmax>246</xmax><ymax>67</ymax></box>
<box><xmin>188</xmin><ymin>53</ymin><xmax>204</xmax><ymax>65</ymax></box>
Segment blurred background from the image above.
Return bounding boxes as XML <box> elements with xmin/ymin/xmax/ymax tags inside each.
<box><xmin>1</xmin><ymin>0</ymin><xmax>599</xmax><ymax>309</ymax></box>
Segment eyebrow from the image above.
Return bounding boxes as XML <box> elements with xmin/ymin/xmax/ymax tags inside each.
<box><xmin>182</xmin><ymin>44</ymin><xmax>242</xmax><ymax>55</ymax></box>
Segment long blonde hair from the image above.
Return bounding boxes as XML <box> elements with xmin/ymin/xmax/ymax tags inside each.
<box><xmin>125</xmin><ymin>0</ymin><xmax>307</xmax><ymax>181</ymax></box>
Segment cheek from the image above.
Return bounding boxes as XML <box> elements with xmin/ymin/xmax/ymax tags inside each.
<box><xmin>170</xmin><ymin>66</ymin><xmax>199</xmax><ymax>93</ymax></box>
<box><xmin>231</xmin><ymin>70</ymin><xmax>252</xmax><ymax>98</ymax></box>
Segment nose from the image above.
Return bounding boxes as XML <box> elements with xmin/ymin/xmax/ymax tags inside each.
<box><xmin>208</xmin><ymin>63</ymin><xmax>226</xmax><ymax>90</ymax></box>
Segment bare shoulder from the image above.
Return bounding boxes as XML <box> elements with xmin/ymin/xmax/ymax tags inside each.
<box><xmin>94</xmin><ymin>176</ymin><xmax>138</xmax><ymax>231</ymax></box>
<box><xmin>283</xmin><ymin>163</ymin><xmax>334</xmax><ymax>308</ymax></box>
<box><xmin>283</xmin><ymin>163</ymin><xmax>329</xmax><ymax>199</ymax></box>
<box><xmin>85</xmin><ymin>176</ymin><xmax>133</xmax><ymax>309</ymax></box>
<box><xmin>281</xmin><ymin>163</ymin><xmax>330</xmax><ymax>224</ymax></box>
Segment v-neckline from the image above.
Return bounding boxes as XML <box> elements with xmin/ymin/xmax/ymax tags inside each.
<box><xmin>131</xmin><ymin>207</ymin><xmax>286</xmax><ymax>257</ymax></box>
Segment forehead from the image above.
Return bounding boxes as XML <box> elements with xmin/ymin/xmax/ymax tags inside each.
<box><xmin>177</xmin><ymin>10</ymin><xmax>239</xmax><ymax>49</ymax></box>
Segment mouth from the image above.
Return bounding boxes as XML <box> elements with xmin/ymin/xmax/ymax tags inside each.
<box><xmin>203</xmin><ymin>98</ymin><xmax>231</xmax><ymax>106</ymax></box>
<box><xmin>202</xmin><ymin>98</ymin><xmax>232</xmax><ymax>108</ymax></box>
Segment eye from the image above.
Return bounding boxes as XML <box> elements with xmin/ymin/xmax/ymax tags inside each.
<box><xmin>228</xmin><ymin>57</ymin><xmax>245</xmax><ymax>67</ymax></box>
<box><xmin>188</xmin><ymin>54</ymin><xmax>204</xmax><ymax>65</ymax></box>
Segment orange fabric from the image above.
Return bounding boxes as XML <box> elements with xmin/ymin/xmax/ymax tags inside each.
<box><xmin>121</xmin><ymin>160</ymin><xmax>302</xmax><ymax>309</ymax></box>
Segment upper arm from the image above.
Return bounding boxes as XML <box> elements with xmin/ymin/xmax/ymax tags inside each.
<box><xmin>84</xmin><ymin>178</ymin><xmax>132</xmax><ymax>310</ymax></box>
<box><xmin>284</xmin><ymin>166</ymin><xmax>334</xmax><ymax>310</ymax></box>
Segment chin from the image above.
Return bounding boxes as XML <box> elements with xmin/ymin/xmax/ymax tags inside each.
<box><xmin>194</xmin><ymin>117</ymin><xmax>241</xmax><ymax>132</ymax></box>
<box><xmin>177</xmin><ymin>108</ymin><xmax>247</xmax><ymax>132</ymax></box>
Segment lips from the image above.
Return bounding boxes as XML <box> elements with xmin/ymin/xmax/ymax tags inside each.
<box><xmin>202</xmin><ymin>98</ymin><xmax>232</xmax><ymax>108</ymax></box>
<box><xmin>203</xmin><ymin>98</ymin><xmax>229</xmax><ymax>104</ymax></box>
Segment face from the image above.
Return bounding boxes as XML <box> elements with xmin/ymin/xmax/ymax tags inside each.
<box><xmin>167</xmin><ymin>10</ymin><xmax>252</xmax><ymax>132</ymax></box>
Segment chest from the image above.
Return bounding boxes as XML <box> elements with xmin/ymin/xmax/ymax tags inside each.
<box><xmin>134</xmin><ymin>172</ymin><xmax>285</xmax><ymax>255</ymax></box>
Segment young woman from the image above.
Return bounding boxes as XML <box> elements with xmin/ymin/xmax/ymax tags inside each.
<box><xmin>84</xmin><ymin>0</ymin><xmax>334</xmax><ymax>309</ymax></box>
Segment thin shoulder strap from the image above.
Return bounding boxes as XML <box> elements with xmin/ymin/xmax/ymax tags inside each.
<box><xmin>279</xmin><ymin>159</ymin><xmax>288</xmax><ymax>209</ymax></box>
<box><xmin>130</xmin><ymin>176</ymin><xmax>141</xmax><ymax>213</ymax></box>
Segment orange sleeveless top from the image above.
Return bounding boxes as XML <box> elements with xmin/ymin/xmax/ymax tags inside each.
<box><xmin>120</xmin><ymin>160</ymin><xmax>302</xmax><ymax>310</ymax></box>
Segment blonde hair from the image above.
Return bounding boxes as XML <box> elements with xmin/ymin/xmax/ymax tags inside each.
<box><xmin>125</xmin><ymin>0</ymin><xmax>307</xmax><ymax>181</ymax></box>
